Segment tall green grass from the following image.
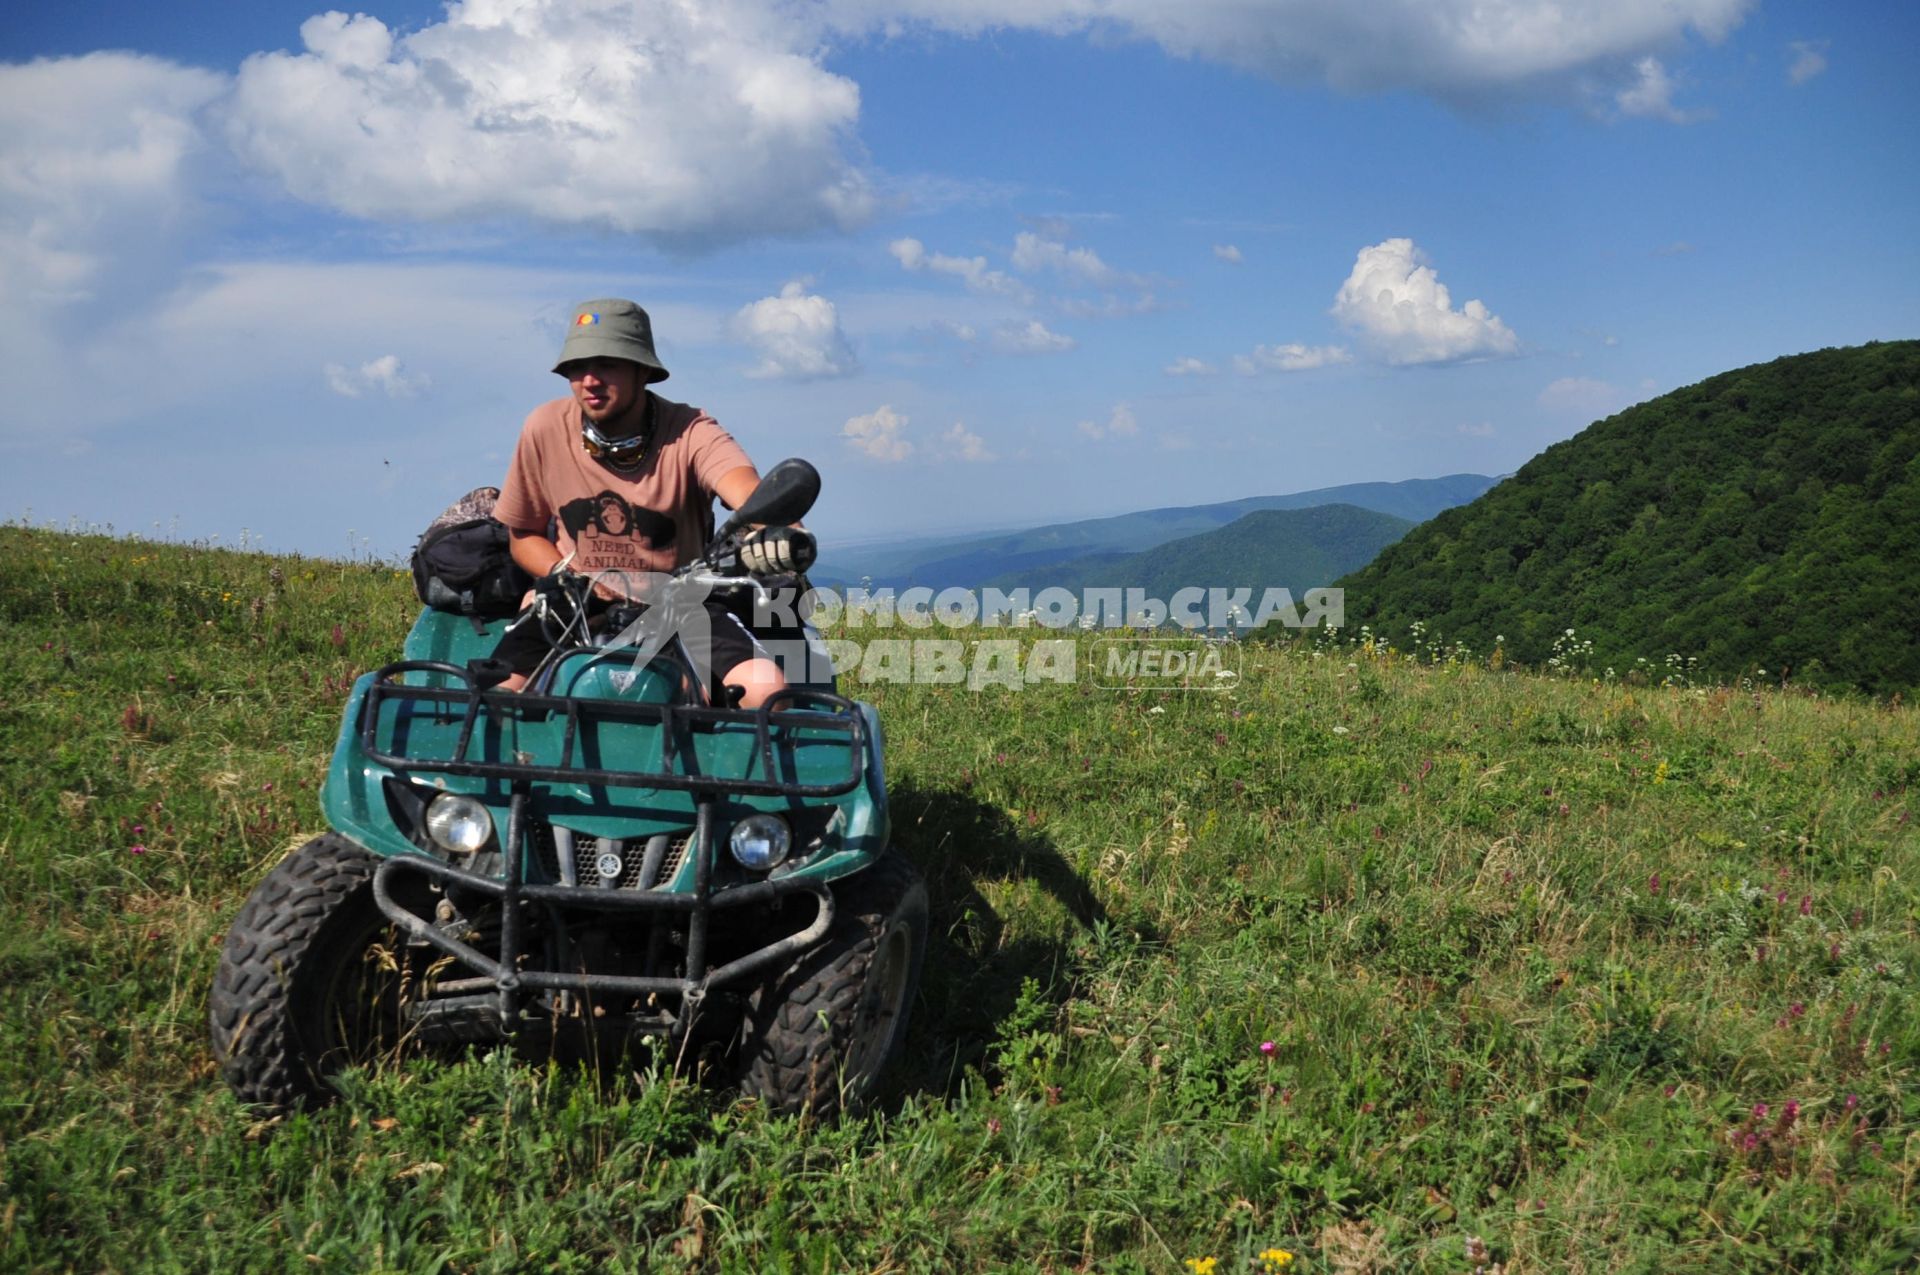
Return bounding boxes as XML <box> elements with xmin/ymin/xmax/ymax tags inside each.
<box><xmin>2</xmin><ymin>526</ymin><xmax>1916</xmax><ymax>1272</ymax></box>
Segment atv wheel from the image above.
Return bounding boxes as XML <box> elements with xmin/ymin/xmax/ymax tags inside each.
<box><xmin>209</xmin><ymin>834</ymin><xmax>436</xmax><ymax>1112</ymax></box>
<box><xmin>739</xmin><ymin>849</ymin><xmax>928</xmax><ymax>1119</ymax></box>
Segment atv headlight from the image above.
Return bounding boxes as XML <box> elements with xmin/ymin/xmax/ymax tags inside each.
<box><xmin>728</xmin><ymin>813</ymin><xmax>791</xmax><ymax>872</ymax></box>
<box><xmin>424</xmin><ymin>793</ymin><xmax>494</xmax><ymax>854</ymax></box>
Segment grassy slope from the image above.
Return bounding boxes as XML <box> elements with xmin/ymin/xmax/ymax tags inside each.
<box><xmin>2</xmin><ymin>526</ymin><xmax>1917</xmax><ymax>1273</ymax></box>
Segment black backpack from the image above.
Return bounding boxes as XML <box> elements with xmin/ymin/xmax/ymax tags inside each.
<box><xmin>410</xmin><ymin>487</ymin><xmax>534</xmax><ymax>625</ymax></box>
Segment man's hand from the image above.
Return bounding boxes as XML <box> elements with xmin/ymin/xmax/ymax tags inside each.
<box><xmin>738</xmin><ymin>526</ymin><xmax>817</xmax><ymax>576</ymax></box>
<box><xmin>533</xmin><ymin>567</ymin><xmax>589</xmax><ymax>613</ymax></box>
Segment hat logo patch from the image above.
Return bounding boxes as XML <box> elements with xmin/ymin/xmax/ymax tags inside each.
<box><xmin>575</xmin><ymin>313</ymin><xmax>599</xmax><ymax>326</ymax></box>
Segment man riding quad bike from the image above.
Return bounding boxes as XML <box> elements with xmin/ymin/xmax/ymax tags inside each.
<box><xmin>208</xmin><ymin>457</ymin><xmax>928</xmax><ymax>1118</ymax></box>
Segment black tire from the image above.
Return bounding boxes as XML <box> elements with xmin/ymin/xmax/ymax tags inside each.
<box><xmin>738</xmin><ymin>849</ymin><xmax>928</xmax><ymax>1119</ymax></box>
<box><xmin>209</xmin><ymin>834</ymin><xmax>431</xmax><ymax>1112</ymax></box>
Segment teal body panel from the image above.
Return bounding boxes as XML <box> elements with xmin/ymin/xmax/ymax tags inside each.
<box><xmin>320</xmin><ymin>610</ymin><xmax>888</xmax><ymax>890</ymax></box>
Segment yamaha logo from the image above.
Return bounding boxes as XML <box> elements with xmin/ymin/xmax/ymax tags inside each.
<box><xmin>594</xmin><ymin>851</ymin><xmax>624</xmax><ymax>880</ymax></box>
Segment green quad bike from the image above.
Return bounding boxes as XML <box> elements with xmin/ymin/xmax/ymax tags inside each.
<box><xmin>210</xmin><ymin>460</ymin><xmax>927</xmax><ymax>1118</ymax></box>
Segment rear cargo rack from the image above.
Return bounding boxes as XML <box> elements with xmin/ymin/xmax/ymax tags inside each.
<box><xmin>357</xmin><ymin>659</ymin><xmax>867</xmax><ymax>798</ymax></box>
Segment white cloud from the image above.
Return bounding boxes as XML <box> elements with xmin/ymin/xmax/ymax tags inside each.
<box><xmin>1538</xmin><ymin>375</ymin><xmax>1625</xmax><ymax>420</ymax></box>
<box><xmin>1165</xmin><ymin>357</ymin><xmax>1216</xmax><ymax>376</ymax></box>
<box><xmin>0</xmin><ymin>54</ymin><xmax>228</xmax><ymax>441</ymax></box>
<box><xmin>1011</xmin><ymin>231</ymin><xmax>1127</xmax><ymax>287</ymax></box>
<box><xmin>927</xmin><ymin>319</ymin><xmax>979</xmax><ymax>343</ymax></box>
<box><xmin>1076</xmin><ymin>403</ymin><xmax>1140</xmax><ymax>440</ymax></box>
<box><xmin>889</xmin><ymin>237</ymin><xmax>1030</xmax><ymax>300</ymax></box>
<box><xmin>1614</xmin><ymin>56</ymin><xmax>1704</xmax><ymax>122</ymax></box>
<box><xmin>1458</xmin><ymin>421</ymin><xmax>1496</xmax><ymax>437</ymax></box>
<box><xmin>992</xmin><ymin>320</ymin><xmax>1076</xmax><ymax>354</ymax></box>
<box><xmin>1213</xmin><ymin>244</ymin><xmax>1244</xmax><ymax>264</ymax></box>
<box><xmin>1786</xmin><ymin>40</ymin><xmax>1829</xmax><ymax>86</ymax></box>
<box><xmin>822</xmin><ymin>0</ymin><xmax>1753</xmax><ymax>103</ymax></box>
<box><xmin>842</xmin><ymin>404</ymin><xmax>913</xmax><ymax>461</ymax></box>
<box><xmin>731</xmin><ymin>280</ymin><xmax>857</xmax><ymax>379</ymax></box>
<box><xmin>934</xmin><ymin>421</ymin><xmax>996</xmax><ymax>461</ymax></box>
<box><xmin>1331</xmin><ymin>238</ymin><xmax>1519</xmax><ymax>366</ymax></box>
<box><xmin>1232</xmin><ymin>343</ymin><xmax>1352</xmax><ymax>375</ymax></box>
<box><xmin>325</xmin><ymin>354</ymin><xmax>429</xmax><ymax>398</ymax></box>
<box><xmin>0</xmin><ymin>53</ymin><xmax>224</xmax><ymax>309</ymax></box>
<box><xmin>221</xmin><ymin>2</ymin><xmax>870</xmax><ymax>246</ymax></box>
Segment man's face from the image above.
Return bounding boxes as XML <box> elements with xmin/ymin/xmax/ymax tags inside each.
<box><xmin>563</xmin><ymin>357</ymin><xmax>645</xmax><ymax>426</ymax></box>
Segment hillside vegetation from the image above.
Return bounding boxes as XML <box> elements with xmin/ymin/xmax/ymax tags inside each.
<box><xmin>1338</xmin><ymin>341</ymin><xmax>1920</xmax><ymax>695</ymax></box>
<box><xmin>984</xmin><ymin>503</ymin><xmax>1414</xmax><ymax>600</ymax></box>
<box><xmin>819</xmin><ymin>474</ymin><xmax>1494</xmax><ymax>590</ymax></box>
<box><xmin>2</xmin><ymin>526</ymin><xmax>1917</xmax><ymax>1272</ymax></box>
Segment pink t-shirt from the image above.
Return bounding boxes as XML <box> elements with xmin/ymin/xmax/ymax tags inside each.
<box><xmin>494</xmin><ymin>394</ymin><xmax>752</xmax><ymax>580</ymax></box>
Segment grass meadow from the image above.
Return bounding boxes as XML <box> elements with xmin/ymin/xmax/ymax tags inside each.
<box><xmin>1</xmin><ymin>524</ymin><xmax>1916</xmax><ymax>1273</ymax></box>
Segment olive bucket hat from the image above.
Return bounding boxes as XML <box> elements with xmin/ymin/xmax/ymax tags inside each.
<box><xmin>552</xmin><ymin>298</ymin><xmax>670</xmax><ymax>383</ymax></box>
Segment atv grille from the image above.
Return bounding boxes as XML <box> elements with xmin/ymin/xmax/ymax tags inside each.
<box><xmin>531</xmin><ymin>822</ymin><xmax>692</xmax><ymax>891</ymax></box>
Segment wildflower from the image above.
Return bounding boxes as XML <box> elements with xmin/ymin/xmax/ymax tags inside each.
<box><xmin>1845</xmin><ymin>1093</ymin><xmax>1859</xmax><ymax>1111</ymax></box>
<box><xmin>1259</xmin><ymin>1250</ymin><xmax>1295</xmax><ymax>1270</ymax></box>
<box><xmin>986</xmin><ymin>1117</ymin><xmax>1001</xmax><ymax>1135</ymax></box>
<box><xmin>1782</xmin><ymin>1100</ymin><xmax>1800</xmax><ymax>1125</ymax></box>
<box><xmin>1332</xmin><ymin>725</ymin><xmax>1349</xmax><ymax>735</ymax></box>
<box><xmin>133</xmin><ymin>824</ymin><xmax>145</xmax><ymax>836</ymax></box>
<box><xmin>1149</xmin><ymin>706</ymin><xmax>1165</xmax><ymax>715</ymax></box>
<box><xmin>1752</xmin><ymin>1103</ymin><xmax>1769</xmax><ymax>1120</ymax></box>
<box><xmin>1184</xmin><ymin>1259</ymin><xmax>1218</xmax><ymax>1275</ymax></box>
<box><xmin>1648</xmin><ymin>873</ymin><xmax>1661</xmax><ymax>896</ymax></box>
<box><xmin>1259</xmin><ymin>1040</ymin><xmax>1277</xmax><ymax>1057</ymax></box>
<box><xmin>1799</xmin><ymin>894</ymin><xmax>1811</xmax><ymax>916</ymax></box>
<box><xmin>129</xmin><ymin>844</ymin><xmax>148</xmax><ymax>855</ymax></box>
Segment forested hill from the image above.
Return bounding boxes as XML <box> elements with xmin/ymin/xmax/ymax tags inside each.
<box><xmin>1335</xmin><ymin>340</ymin><xmax>1920</xmax><ymax>694</ymax></box>
<box><xmin>984</xmin><ymin>503</ymin><xmax>1414</xmax><ymax>601</ymax></box>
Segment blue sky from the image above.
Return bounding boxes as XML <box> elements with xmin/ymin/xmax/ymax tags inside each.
<box><xmin>3</xmin><ymin>0</ymin><xmax>1915</xmax><ymax>559</ymax></box>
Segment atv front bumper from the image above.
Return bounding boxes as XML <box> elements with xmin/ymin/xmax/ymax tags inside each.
<box><xmin>371</xmin><ymin>791</ymin><xmax>837</xmax><ymax>1034</ymax></box>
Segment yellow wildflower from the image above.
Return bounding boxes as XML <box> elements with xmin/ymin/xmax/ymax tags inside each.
<box><xmin>1184</xmin><ymin>1260</ymin><xmax>1218</xmax><ymax>1275</ymax></box>
<box><xmin>1259</xmin><ymin>1250</ymin><xmax>1296</xmax><ymax>1270</ymax></box>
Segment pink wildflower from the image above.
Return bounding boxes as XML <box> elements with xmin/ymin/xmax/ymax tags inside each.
<box><xmin>1259</xmin><ymin>1040</ymin><xmax>1277</xmax><ymax>1057</ymax></box>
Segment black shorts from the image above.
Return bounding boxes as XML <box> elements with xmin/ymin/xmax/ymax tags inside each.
<box><xmin>491</xmin><ymin>594</ymin><xmax>768</xmax><ymax>691</ymax></box>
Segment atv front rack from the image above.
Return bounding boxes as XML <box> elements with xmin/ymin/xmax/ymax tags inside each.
<box><xmin>357</xmin><ymin>659</ymin><xmax>868</xmax><ymax>798</ymax></box>
<box><xmin>353</xmin><ymin>659</ymin><xmax>875</xmax><ymax>1038</ymax></box>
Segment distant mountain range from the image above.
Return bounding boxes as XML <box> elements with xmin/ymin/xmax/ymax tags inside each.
<box><xmin>1335</xmin><ymin>340</ymin><xmax>1920</xmax><ymax>694</ymax></box>
<box><xmin>816</xmin><ymin>473</ymin><xmax>1498</xmax><ymax>591</ymax></box>
<box><xmin>983</xmin><ymin>503</ymin><xmax>1415</xmax><ymax>600</ymax></box>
